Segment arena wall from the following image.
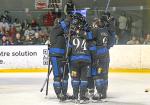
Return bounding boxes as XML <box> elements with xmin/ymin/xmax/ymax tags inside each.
<box><xmin>109</xmin><ymin>45</ymin><xmax>150</xmax><ymax>73</ymax></box>
<box><xmin>0</xmin><ymin>45</ymin><xmax>48</xmax><ymax>72</ymax></box>
<box><xmin>0</xmin><ymin>45</ymin><xmax>150</xmax><ymax>73</ymax></box>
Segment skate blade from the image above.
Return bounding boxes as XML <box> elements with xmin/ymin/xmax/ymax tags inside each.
<box><xmin>80</xmin><ymin>100</ymin><xmax>90</xmax><ymax>104</ymax></box>
<box><xmin>91</xmin><ymin>99</ymin><xmax>107</xmax><ymax>103</ymax></box>
<box><xmin>59</xmin><ymin>98</ymin><xmax>66</xmax><ymax>102</ymax></box>
<box><xmin>91</xmin><ymin>100</ymin><xmax>100</xmax><ymax>103</ymax></box>
<box><xmin>101</xmin><ymin>99</ymin><xmax>108</xmax><ymax>102</ymax></box>
<box><xmin>59</xmin><ymin>99</ymin><xmax>73</xmax><ymax>103</ymax></box>
<box><xmin>73</xmin><ymin>100</ymin><xmax>80</xmax><ymax>104</ymax></box>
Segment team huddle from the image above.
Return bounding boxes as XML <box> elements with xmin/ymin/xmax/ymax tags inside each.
<box><xmin>49</xmin><ymin>12</ymin><xmax>116</xmax><ymax>104</ymax></box>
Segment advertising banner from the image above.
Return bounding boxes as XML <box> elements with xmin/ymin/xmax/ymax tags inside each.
<box><xmin>0</xmin><ymin>45</ymin><xmax>48</xmax><ymax>70</ymax></box>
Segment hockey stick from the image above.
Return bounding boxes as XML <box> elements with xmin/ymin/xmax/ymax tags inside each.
<box><xmin>40</xmin><ymin>56</ymin><xmax>52</xmax><ymax>95</ymax></box>
<box><xmin>105</xmin><ymin>0</ymin><xmax>111</xmax><ymax>13</ymax></box>
<box><xmin>62</xmin><ymin>25</ymin><xmax>72</xmax><ymax>83</ymax></box>
<box><xmin>45</xmin><ymin>59</ymin><xmax>52</xmax><ymax>96</ymax></box>
<box><xmin>40</xmin><ymin>67</ymin><xmax>52</xmax><ymax>93</ymax></box>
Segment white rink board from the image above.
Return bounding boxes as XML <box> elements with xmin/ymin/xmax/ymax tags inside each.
<box><xmin>109</xmin><ymin>45</ymin><xmax>150</xmax><ymax>69</ymax></box>
<box><xmin>141</xmin><ymin>45</ymin><xmax>150</xmax><ymax>68</ymax></box>
<box><xmin>110</xmin><ymin>45</ymin><xmax>141</xmax><ymax>69</ymax></box>
<box><xmin>0</xmin><ymin>45</ymin><xmax>48</xmax><ymax>69</ymax></box>
<box><xmin>1</xmin><ymin>45</ymin><xmax>150</xmax><ymax>70</ymax></box>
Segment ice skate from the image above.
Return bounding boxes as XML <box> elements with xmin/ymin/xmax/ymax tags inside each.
<box><xmin>75</xmin><ymin>99</ymin><xmax>80</xmax><ymax>104</ymax></box>
<box><xmin>91</xmin><ymin>93</ymin><xmax>101</xmax><ymax>103</ymax></box>
<box><xmin>80</xmin><ymin>97</ymin><xmax>90</xmax><ymax>104</ymax></box>
<box><xmin>57</xmin><ymin>94</ymin><xmax>67</xmax><ymax>102</ymax></box>
<box><xmin>65</xmin><ymin>94</ymin><xmax>74</xmax><ymax>100</ymax></box>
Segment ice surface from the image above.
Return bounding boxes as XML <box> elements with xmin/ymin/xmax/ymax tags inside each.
<box><xmin>0</xmin><ymin>73</ymin><xmax>150</xmax><ymax>105</ymax></box>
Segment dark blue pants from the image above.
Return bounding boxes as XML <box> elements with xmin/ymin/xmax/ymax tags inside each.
<box><xmin>70</xmin><ymin>61</ymin><xmax>90</xmax><ymax>99</ymax></box>
<box><xmin>94</xmin><ymin>54</ymin><xmax>110</xmax><ymax>98</ymax></box>
<box><xmin>51</xmin><ymin>57</ymin><xmax>69</xmax><ymax>96</ymax></box>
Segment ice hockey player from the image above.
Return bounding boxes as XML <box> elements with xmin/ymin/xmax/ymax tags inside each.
<box><xmin>49</xmin><ymin>16</ymin><xmax>71</xmax><ymax>101</ymax></box>
<box><xmin>100</xmin><ymin>12</ymin><xmax>116</xmax><ymax>99</ymax></box>
<box><xmin>68</xmin><ymin>13</ymin><xmax>92</xmax><ymax>104</ymax></box>
<box><xmin>89</xmin><ymin>12</ymin><xmax>116</xmax><ymax>101</ymax></box>
<box><xmin>86</xmin><ymin>18</ymin><xmax>100</xmax><ymax>98</ymax></box>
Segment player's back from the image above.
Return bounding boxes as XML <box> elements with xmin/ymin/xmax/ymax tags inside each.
<box><xmin>69</xmin><ymin>33</ymin><xmax>91</xmax><ymax>63</ymax></box>
<box><xmin>49</xmin><ymin>25</ymin><xmax>66</xmax><ymax>57</ymax></box>
<box><xmin>95</xmin><ymin>27</ymin><xmax>110</xmax><ymax>47</ymax></box>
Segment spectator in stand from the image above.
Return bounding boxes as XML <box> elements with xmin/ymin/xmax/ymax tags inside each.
<box><xmin>32</xmin><ymin>32</ymin><xmax>42</xmax><ymax>45</ymax></box>
<box><xmin>1</xmin><ymin>35</ymin><xmax>10</xmax><ymax>45</ymax></box>
<box><xmin>21</xmin><ymin>19</ymin><xmax>29</xmax><ymax>34</ymax></box>
<box><xmin>126</xmin><ymin>16</ymin><xmax>132</xmax><ymax>34</ymax></box>
<box><xmin>28</xmin><ymin>25</ymin><xmax>35</xmax><ymax>36</ymax></box>
<box><xmin>0</xmin><ymin>38</ymin><xmax>2</xmax><ymax>45</ymax></box>
<box><xmin>118</xmin><ymin>12</ymin><xmax>127</xmax><ymax>34</ymax></box>
<box><xmin>144</xmin><ymin>33</ymin><xmax>150</xmax><ymax>45</ymax></box>
<box><xmin>38</xmin><ymin>30</ymin><xmax>47</xmax><ymax>44</ymax></box>
<box><xmin>0</xmin><ymin>28</ymin><xmax>4</xmax><ymax>39</ymax></box>
<box><xmin>0</xmin><ymin>18</ymin><xmax>10</xmax><ymax>32</ymax></box>
<box><xmin>0</xmin><ymin>19</ymin><xmax>3</xmax><ymax>31</ymax></box>
<box><xmin>24</xmin><ymin>25</ymin><xmax>35</xmax><ymax>36</ymax></box>
<box><xmin>64</xmin><ymin>0</ymin><xmax>76</xmax><ymax>16</ymax></box>
<box><xmin>0</xmin><ymin>10</ymin><xmax>11</xmax><ymax>23</ymax></box>
<box><xmin>1</xmin><ymin>35</ymin><xmax>7</xmax><ymax>45</ymax></box>
<box><xmin>0</xmin><ymin>29</ymin><xmax>3</xmax><ymax>44</ymax></box>
<box><xmin>34</xmin><ymin>25</ymin><xmax>41</xmax><ymax>33</ymax></box>
<box><xmin>126</xmin><ymin>36</ymin><xmax>140</xmax><ymax>45</ymax></box>
<box><xmin>31</xmin><ymin>19</ymin><xmax>40</xmax><ymax>31</ymax></box>
<box><xmin>21</xmin><ymin>19</ymin><xmax>29</xmax><ymax>30</ymax></box>
<box><xmin>23</xmin><ymin>35</ymin><xmax>33</xmax><ymax>45</ymax></box>
<box><xmin>9</xmin><ymin>25</ymin><xmax>16</xmax><ymax>39</ymax></box>
<box><xmin>13</xmin><ymin>18</ymin><xmax>22</xmax><ymax>32</ymax></box>
<box><xmin>8</xmin><ymin>37</ymin><xmax>14</xmax><ymax>45</ymax></box>
<box><xmin>139</xmin><ymin>37</ymin><xmax>144</xmax><ymax>44</ymax></box>
<box><xmin>24</xmin><ymin>26</ymin><xmax>30</xmax><ymax>36</ymax></box>
<box><xmin>119</xmin><ymin>30</ymin><xmax>130</xmax><ymax>44</ymax></box>
<box><xmin>14</xmin><ymin>33</ymin><xmax>23</xmax><ymax>45</ymax></box>
<box><xmin>43</xmin><ymin>11</ymin><xmax>55</xmax><ymax>27</ymax></box>
<box><xmin>5</xmin><ymin>31</ymin><xmax>10</xmax><ymax>38</ymax></box>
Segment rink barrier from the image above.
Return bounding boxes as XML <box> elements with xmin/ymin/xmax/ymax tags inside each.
<box><xmin>0</xmin><ymin>45</ymin><xmax>48</xmax><ymax>72</ymax></box>
<box><xmin>0</xmin><ymin>68</ymin><xmax>150</xmax><ymax>73</ymax></box>
<box><xmin>109</xmin><ymin>45</ymin><xmax>150</xmax><ymax>73</ymax></box>
<box><xmin>1</xmin><ymin>45</ymin><xmax>150</xmax><ymax>73</ymax></box>
<box><xmin>109</xmin><ymin>68</ymin><xmax>150</xmax><ymax>73</ymax></box>
<box><xmin>0</xmin><ymin>68</ymin><xmax>48</xmax><ymax>73</ymax></box>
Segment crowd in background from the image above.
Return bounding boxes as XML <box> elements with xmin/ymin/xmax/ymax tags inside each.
<box><xmin>0</xmin><ymin>10</ymin><xmax>51</xmax><ymax>46</ymax></box>
<box><xmin>115</xmin><ymin>11</ymin><xmax>150</xmax><ymax>45</ymax></box>
<box><xmin>0</xmin><ymin>8</ymin><xmax>150</xmax><ymax>46</ymax></box>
